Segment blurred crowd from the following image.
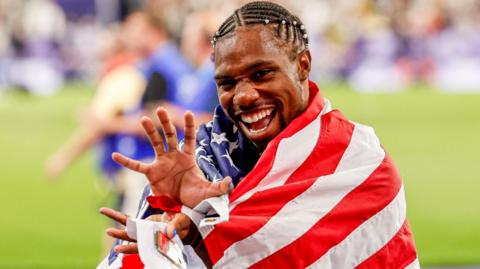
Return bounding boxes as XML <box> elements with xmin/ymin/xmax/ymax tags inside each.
<box><xmin>1</xmin><ymin>0</ymin><xmax>480</xmax><ymax>96</ymax></box>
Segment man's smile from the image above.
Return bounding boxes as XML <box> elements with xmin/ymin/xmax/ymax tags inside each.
<box><xmin>234</xmin><ymin>105</ymin><xmax>278</xmax><ymax>141</ymax></box>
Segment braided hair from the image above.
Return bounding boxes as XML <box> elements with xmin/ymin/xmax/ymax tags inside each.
<box><xmin>211</xmin><ymin>1</ymin><xmax>309</xmax><ymax>60</ymax></box>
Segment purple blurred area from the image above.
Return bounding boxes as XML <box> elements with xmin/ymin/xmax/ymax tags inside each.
<box><xmin>0</xmin><ymin>0</ymin><xmax>479</xmax><ymax>95</ymax></box>
<box><xmin>56</xmin><ymin>0</ymin><xmax>95</xmax><ymax>18</ymax></box>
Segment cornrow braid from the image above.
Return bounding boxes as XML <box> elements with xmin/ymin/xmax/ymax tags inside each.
<box><xmin>211</xmin><ymin>1</ymin><xmax>309</xmax><ymax>58</ymax></box>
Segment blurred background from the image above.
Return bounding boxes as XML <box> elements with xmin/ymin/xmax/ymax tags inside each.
<box><xmin>0</xmin><ymin>0</ymin><xmax>479</xmax><ymax>268</ymax></box>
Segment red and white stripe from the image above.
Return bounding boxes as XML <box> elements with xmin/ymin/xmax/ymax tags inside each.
<box><xmin>202</xmin><ymin>88</ymin><xmax>418</xmax><ymax>268</ymax></box>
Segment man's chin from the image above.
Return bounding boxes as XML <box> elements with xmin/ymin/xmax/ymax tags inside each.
<box><xmin>239</xmin><ymin>122</ymin><xmax>281</xmax><ymax>150</ymax></box>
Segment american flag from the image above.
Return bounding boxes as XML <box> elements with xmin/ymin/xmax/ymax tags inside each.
<box><xmin>193</xmin><ymin>82</ymin><xmax>419</xmax><ymax>268</ymax></box>
<box><xmin>103</xmin><ymin>82</ymin><xmax>419</xmax><ymax>268</ymax></box>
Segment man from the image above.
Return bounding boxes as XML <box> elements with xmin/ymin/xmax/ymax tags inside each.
<box><xmin>99</xmin><ymin>2</ymin><xmax>419</xmax><ymax>268</ymax></box>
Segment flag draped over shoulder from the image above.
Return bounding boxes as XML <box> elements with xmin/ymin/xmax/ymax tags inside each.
<box><xmin>194</xmin><ymin>82</ymin><xmax>419</xmax><ymax>268</ymax></box>
<box><xmin>101</xmin><ymin>82</ymin><xmax>419</xmax><ymax>269</ymax></box>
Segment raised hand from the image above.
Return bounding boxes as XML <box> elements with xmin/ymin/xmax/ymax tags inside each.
<box><xmin>112</xmin><ymin>107</ymin><xmax>230</xmax><ymax>208</ymax></box>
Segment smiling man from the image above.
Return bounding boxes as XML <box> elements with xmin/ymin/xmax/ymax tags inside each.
<box><xmin>99</xmin><ymin>2</ymin><xmax>419</xmax><ymax>269</ymax></box>
<box><xmin>214</xmin><ymin>21</ymin><xmax>310</xmax><ymax>150</ymax></box>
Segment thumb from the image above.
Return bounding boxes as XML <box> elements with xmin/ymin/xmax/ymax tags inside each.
<box><xmin>166</xmin><ymin>213</ymin><xmax>191</xmax><ymax>239</ymax></box>
<box><xmin>204</xmin><ymin>176</ymin><xmax>232</xmax><ymax>199</ymax></box>
<box><xmin>165</xmin><ymin>220</ymin><xmax>177</xmax><ymax>239</ymax></box>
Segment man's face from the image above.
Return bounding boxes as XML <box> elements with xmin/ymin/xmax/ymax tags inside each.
<box><xmin>214</xmin><ymin>25</ymin><xmax>310</xmax><ymax>149</ymax></box>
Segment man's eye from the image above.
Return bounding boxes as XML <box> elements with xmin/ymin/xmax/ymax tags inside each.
<box><xmin>218</xmin><ymin>80</ymin><xmax>236</xmax><ymax>90</ymax></box>
<box><xmin>253</xmin><ymin>69</ymin><xmax>272</xmax><ymax>79</ymax></box>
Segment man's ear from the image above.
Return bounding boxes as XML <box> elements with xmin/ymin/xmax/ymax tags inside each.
<box><xmin>297</xmin><ymin>49</ymin><xmax>311</xmax><ymax>82</ymax></box>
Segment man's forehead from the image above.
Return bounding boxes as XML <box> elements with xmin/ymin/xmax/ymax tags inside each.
<box><xmin>214</xmin><ymin>25</ymin><xmax>286</xmax><ymax>75</ymax></box>
<box><xmin>220</xmin><ymin>25</ymin><xmax>281</xmax><ymax>51</ymax></box>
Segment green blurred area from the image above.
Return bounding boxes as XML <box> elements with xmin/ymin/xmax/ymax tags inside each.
<box><xmin>0</xmin><ymin>83</ymin><xmax>479</xmax><ymax>267</ymax></box>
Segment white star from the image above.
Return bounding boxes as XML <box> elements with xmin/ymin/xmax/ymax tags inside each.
<box><xmin>199</xmin><ymin>154</ymin><xmax>214</xmax><ymax>164</ymax></box>
<box><xmin>228</xmin><ymin>139</ymin><xmax>239</xmax><ymax>154</ymax></box>
<box><xmin>211</xmin><ymin>132</ymin><xmax>228</xmax><ymax>145</ymax></box>
<box><xmin>233</xmin><ymin>125</ymin><xmax>238</xmax><ymax>134</ymax></box>
<box><xmin>221</xmin><ymin>153</ymin><xmax>238</xmax><ymax>171</ymax></box>
<box><xmin>205</xmin><ymin>121</ymin><xmax>213</xmax><ymax>128</ymax></box>
<box><xmin>195</xmin><ymin>146</ymin><xmax>206</xmax><ymax>156</ymax></box>
<box><xmin>199</xmin><ymin>139</ymin><xmax>208</xmax><ymax>147</ymax></box>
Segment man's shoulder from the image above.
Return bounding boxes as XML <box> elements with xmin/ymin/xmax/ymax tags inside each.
<box><xmin>319</xmin><ymin>108</ymin><xmax>382</xmax><ymax>150</ymax></box>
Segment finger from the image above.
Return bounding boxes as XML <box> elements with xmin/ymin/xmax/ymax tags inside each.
<box><xmin>114</xmin><ymin>243</ymin><xmax>138</xmax><ymax>254</ymax></box>
<box><xmin>141</xmin><ymin>116</ymin><xmax>166</xmax><ymax>156</ymax></box>
<box><xmin>166</xmin><ymin>213</ymin><xmax>191</xmax><ymax>239</ymax></box>
<box><xmin>183</xmin><ymin>111</ymin><xmax>196</xmax><ymax>155</ymax></box>
<box><xmin>166</xmin><ymin>222</ymin><xmax>177</xmax><ymax>240</ymax></box>
<box><xmin>112</xmin><ymin>152</ymin><xmax>149</xmax><ymax>174</ymax></box>
<box><xmin>203</xmin><ymin>176</ymin><xmax>232</xmax><ymax>199</ymax></box>
<box><xmin>106</xmin><ymin>228</ymin><xmax>136</xmax><ymax>242</ymax></box>
<box><xmin>157</xmin><ymin>107</ymin><xmax>178</xmax><ymax>152</ymax></box>
<box><xmin>99</xmin><ymin>207</ymin><xmax>128</xmax><ymax>226</ymax></box>
<box><xmin>146</xmin><ymin>213</ymin><xmax>169</xmax><ymax>222</ymax></box>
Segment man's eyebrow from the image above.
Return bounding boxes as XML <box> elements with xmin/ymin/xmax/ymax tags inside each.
<box><xmin>214</xmin><ymin>60</ymin><xmax>275</xmax><ymax>80</ymax></box>
<box><xmin>246</xmin><ymin>60</ymin><xmax>274</xmax><ymax>70</ymax></box>
<box><xmin>214</xmin><ymin>74</ymin><xmax>231</xmax><ymax>81</ymax></box>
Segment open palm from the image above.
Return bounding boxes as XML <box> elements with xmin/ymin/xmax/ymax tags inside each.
<box><xmin>112</xmin><ymin>108</ymin><xmax>230</xmax><ymax>209</ymax></box>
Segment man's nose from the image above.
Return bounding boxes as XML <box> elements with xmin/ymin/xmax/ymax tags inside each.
<box><xmin>233</xmin><ymin>81</ymin><xmax>259</xmax><ymax>108</ymax></box>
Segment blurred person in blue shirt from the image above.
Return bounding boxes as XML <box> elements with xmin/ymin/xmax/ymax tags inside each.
<box><xmin>89</xmin><ymin>8</ymin><xmax>194</xmax><ymax>210</ymax></box>
<box><xmin>174</xmin><ymin>11</ymin><xmax>220</xmax><ymax>119</ymax></box>
<box><xmin>136</xmin><ymin>9</ymin><xmax>220</xmax><ymax>138</ymax></box>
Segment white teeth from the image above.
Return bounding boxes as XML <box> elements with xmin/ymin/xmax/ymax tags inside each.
<box><xmin>250</xmin><ymin>126</ymin><xmax>268</xmax><ymax>134</ymax></box>
<box><xmin>240</xmin><ymin>108</ymin><xmax>274</xmax><ymax>124</ymax></box>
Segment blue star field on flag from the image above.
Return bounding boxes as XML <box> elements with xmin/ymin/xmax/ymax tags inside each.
<box><xmin>195</xmin><ymin>106</ymin><xmax>261</xmax><ymax>186</ymax></box>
